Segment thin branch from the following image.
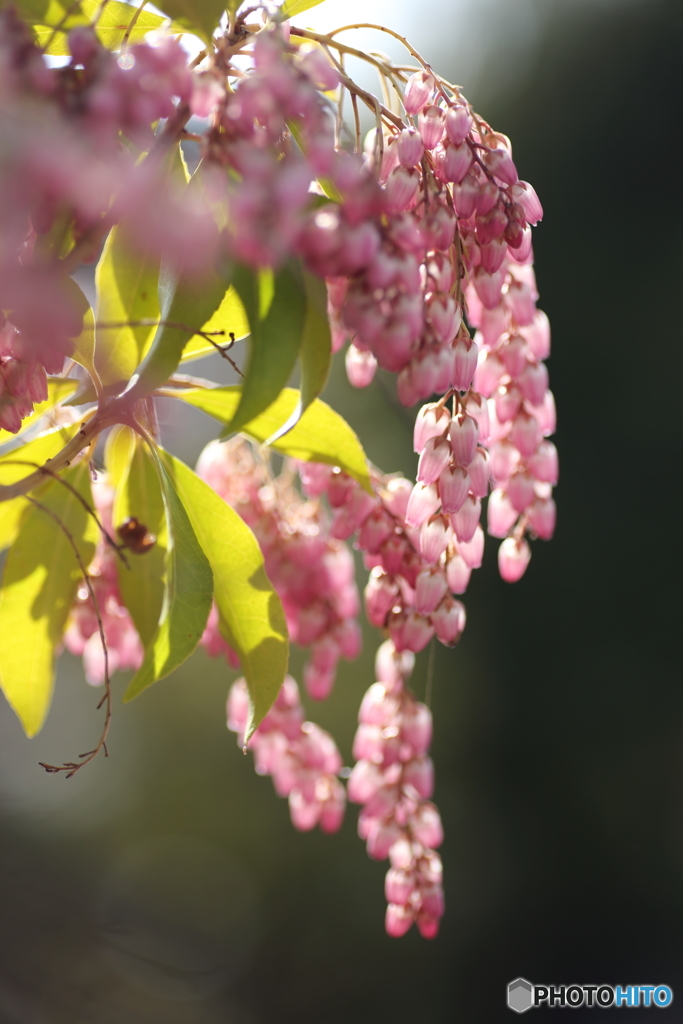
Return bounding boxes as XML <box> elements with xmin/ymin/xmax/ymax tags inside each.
<box><xmin>25</xmin><ymin>497</ymin><xmax>112</xmax><ymax>778</ymax></box>
<box><xmin>97</xmin><ymin>320</ymin><xmax>245</xmax><ymax>376</ymax></box>
<box><xmin>121</xmin><ymin>0</ymin><xmax>149</xmax><ymax>52</ymax></box>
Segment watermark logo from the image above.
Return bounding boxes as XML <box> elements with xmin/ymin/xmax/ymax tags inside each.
<box><xmin>507</xmin><ymin>980</ymin><xmax>674</xmax><ymax>1012</ymax></box>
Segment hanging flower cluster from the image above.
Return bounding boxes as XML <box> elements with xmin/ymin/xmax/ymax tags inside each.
<box><xmin>0</xmin><ymin>1</ymin><xmax>557</xmax><ymax>941</ymax></box>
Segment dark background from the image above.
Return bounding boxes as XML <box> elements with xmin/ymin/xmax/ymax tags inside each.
<box><xmin>0</xmin><ymin>0</ymin><xmax>681</xmax><ymax>1020</ymax></box>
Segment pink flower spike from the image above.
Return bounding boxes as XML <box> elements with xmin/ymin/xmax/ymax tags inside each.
<box><xmin>403</xmin><ymin>756</ymin><xmax>435</xmax><ymax>799</ymax></box>
<box><xmin>385</xmin><ymin>866</ymin><xmax>415</xmax><ymax>905</ymax></box>
<box><xmin>367</xmin><ymin>820</ymin><xmax>404</xmax><ymax>860</ymax></box>
<box><xmin>450</xmin><ymin>494</ymin><xmax>481</xmax><ymax>543</ymax></box>
<box><xmin>498</xmin><ymin>536</ymin><xmax>531</xmax><ymax>582</ymax></box>
<box><xmin>405</xmin><ymin>482</ymin><xmax>441</xmax><ymax>528</ymax></box>
<box><xmin>403</xmin><ymin>71</ymin><xmax>434</xmax><ymax>115</ymax></box>
<box><xmin>417</xmin><ymin>436</ymin><xmax>452</xmax><ymax>485</ymax></box>
<box><xmin>412</xmin><ymin>801</ymin><xmax>444</xmax><ymax>848</ymax></box>
<box><xmin>402</xmin><ymin>701</ymin><xmax>433</xmax><ymax>755</ymax></box>
<box><xmin>416</xmin><ymin>912</ymin><xmax>441</xmax><ymax>939</ymax></box>
<box><xmin>432</xmin><ymin>596</ymin><xmax>466</xmax><ymax>646</ymax></box>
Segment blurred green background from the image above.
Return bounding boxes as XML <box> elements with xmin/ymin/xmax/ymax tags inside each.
<box><xmin>1</xmin><ymin>0</ymin><xmax>682</xmax><ymax>1020</ymax></box>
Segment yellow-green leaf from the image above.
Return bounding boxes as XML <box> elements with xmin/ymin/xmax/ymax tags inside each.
<box><xmin>31</xmin><ymin>0</ymin><xmax>167</xmax><ymax>55</ymax></box>
<box><xmin>0</xmin><ymin>377</ymin><xmax>78</xmax><ymax>448</ymax></box>
<box><xmin>280</xmin><ymin>0</ymin><xmax>328</xmax><ymax>18</ymax></box>
<box><xmin>94</xmin><ymin>226</ymin><xmax>161</xmax><ymax>387</ymax></box>
<box><xmin>0</xmin><ymin>423</ymin><xmax>80</xmax><ymax>486</ymax></box>
<box><xmin>159</xmin><ymin>449</ymin><xmax>288</xmax><ymax>742</ymax></box>
<box><xmin>0</xmin><ymin>464</ymin><xmax>97</xmax><ymax>736</ymax></box>
<box><xmin>153</xmin><ymin>0</ymin><xmax>225</xmax><ymax>43</ymax></box>
<box><xmin>180</xmin><ymin>285</ymin><xmax>250</xmax><ymax>363</ymax></box>
<box><xmin>229</xmin><ymin>262</ymin><xmax>307</xmax><ymax>434</ymax></box>
<box><xmin>0</xmin><ymin>499</ymin><xmax>27</xmax><ymax>551</ymax></box>
<box><xmin>170</xmin><ymin>385</ymin><xmax>372</xmax><ymax>491</ymax></box>
<box><xmin>113</xmin><ymin>440</ymin><xmax>167</xmax><ymax>647</ymax></box>
<box><xmin>104</xmin><ymin>424</ymin><xmax>136</xmax><ymax>492</ymax></box>
<box><xmin>123</xmin><ymin>442</ymin><xmax>213</xmax><ymax>702</ymax></box>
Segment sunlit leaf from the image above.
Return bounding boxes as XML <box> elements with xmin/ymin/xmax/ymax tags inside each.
<box><xmin>0</xmin><ymin>499</ymin><xmax>27</xmax><ymax>551</ymax></box>
<box><xmin>0</xmin><ymin>423</ymin><xmax>80</xmax><ymax>486</ymax></box>
<box><xmin>280</xmin><ymin>0</ymin><xmax>328</xmax><ymax>19</ymax></box>
<box><xmin>263</xmin><ymin>270</ymin><xmax>331</xmax><ymax>445</ymax></box>
<box><xmin>123</xmin><ymin>441</ymin><xmax>213</xmax><ymax>702</ymax></box>
<box><xmin>152</xmin><ymin>0</ymin><xmax>226</xmax><ymax>43</ymax></box>
<box><xmin>179</xmin><ymin>285</ymin><xmax>250</xmax><ymax>363</ymax></box>
<box><xmin>104</xmin><ymin>424</ymin><xmax>136</xmax><ymax>492</ymax></box>
<box><xmin>113</xmin><ymin>438</ymin><xmax>167</xmax><ymax>647</ymax></box>
<box><xmin>125</xmin><ymin>264</ymin><xmax>229</xmax><ymax>401</ymax></box>
<box><xmin>30</xmin><ymin>0</ymin><xmax>167</xmax><ymax>54</ymax></box>
<box><xmin>159</xmin><ymin>449</ymin><xmax>288</xmax><ymax>741</ymax></box>
<box><xmin>171</xmin><ymin>386</ymin><xmax>372</xmax><ymax>491</ymax></box>
<box><xmin>0</xmin><ymin>377</ymin><xmax>78</xmax><ymax>448</ymax></box>
<box><xmin>15</xmin><ymin>0</ymin><xmax>86</xmax><ymax>30</ymax></box>
<box><xmin>228</xmin><ymin>262</ymin><xmax>307</xmax><ymax>434</ymax></box>
<box><xmin>0</xmin><ymin>464</ymin><xmax>97</xmax><ymax>737</ymax></box>
<box><xmin>94</xmin><ymin>226</ymin><xmax>161</xmax><ymax>387</ymax></box>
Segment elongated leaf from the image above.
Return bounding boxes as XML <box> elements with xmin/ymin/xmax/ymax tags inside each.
<box><xmin>0</xmin><ymin>464</ymin><xmax>97</xmax><ymax>736</ymax></box>
<box><xmin>263</xmin><ymin>270</ymin><xmax>331</xmax><ymax>445</ymax></box>
<box><xmin>229</xmin><ymin>262</ymin><xmax>307</xmax><ymax>434</ymax></box>
<box><xmin>154</xmin><ymin>0</ymin><xmax>225</xmax><ymax>43</ymax></box>
<box><xmin>171</xmin><ymin>386</ymin><xmax>372</xmax><ymax>491</ymax></box>
<box><xmin>113</xmin><ymin>440</ymin><xmax>167</xmax><ymax>648</ymax></box>
<box><xmin>15</xmin><ymin>0</ymin><xmax>85</xmax><ymax>29</ymax></box>
<box><xmin>0</xmin><ymin>377</ymin><xmax>78</xmax><ymax>448</ymax></box>
<box><xmin>104</xmin><ymin>424</ymin><xmax>136</xmax><ymax>492</ymax></box>
<box><xmin>123</xmin><ymin>442</ymin><xmax>213</xmax><ymax>702</ymax></box>
<box><xmin>0</xmin><ymin>498</ymin><xmax>27</xmax><ymax>551</ymax></box>
<box><xmin>159</xmin><ymin>449</ymin><xmax>288</xmax><ymax>741</ymax></box>
<box><xmin>125</xmin><ymin>264</ymin><xmax>229</xmax><ymax>400</ymax></box>
<box><xmin>180</xmin><ymin>286</ymin><xmax>250</xmax><ymax>363</ymax></box>
<box><xmin>94</xmin><ymin>227</ymin><xmax>161</xmax><ymax>387</ymax></box>
<box><xmin>0</xmin><ymin>423</ymin><xmax>80</xmax><ymax>485</ymax></box>
<box><xmin>281</xmin><ymin>0</ymin><xmax>328</xmax><ymax>18</ymax></box>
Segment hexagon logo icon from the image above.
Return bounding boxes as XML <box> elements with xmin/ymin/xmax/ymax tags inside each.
<box><xmin>508</xmin><ymin>978</ymin><xmax>534</xmax><ymax>1013</ymax></box>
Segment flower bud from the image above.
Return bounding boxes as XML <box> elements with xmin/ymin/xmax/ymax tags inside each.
<box><xmin>449</xmin><ymin>413</ymin><xmax>479</xmax><ymax>466</ymax></box>
<box><xmin>345</xmin><ymin>344</ymin><xmax>377</xmax><ymax>388</ymax></box>
<box><xmin>446</xmin><ymin>552</ymin><xmax>471</xmax><ymax>594</ymax></box>
<box><xmin>527</xmin><ymin>497</ymin><xmax>556</xmax><ymax>540</ymax></box>
<box><xmin>498</xmin><ymin>536</ymin><xmax>531</xmax><ymax>582</ymax></box>
<box><xmin>432</xmin><ymin>596</ymin><xmax>466</xmax><ymax>646</ymax></box>
<box><xmin>417</xmin><ymin>435</ymin><xmax>452</xmax><ymax>484</ymax></box>
<box><xmin>445</xmin><ymin>104</ymin><xmax>473</xmax><ymax>144</ymax></box>
<box><xmin>438</xmin><ymin>464</ymin><xmax>469</xmax><ymax>514</ymax></box>
<box><xmin>413</xmin><ymin>402</ymin><xmax>450</xmax><ymax>453</ymax></box>
<box><xmin>415</xmin><ymin>568</ymin><xmax>448</xmax><ymax>615</ymax></box>
<box><xmin>403</xmin><ymin>71</ymin><xmax>434</xmax><ymax>115</ymax></box>
<box><xmin>418</xmin><ymin>104</ymin><xmax>445</xmax><ymax>150</ymax></box>
<box><xmin>451</xmin><ymin>337</ymin><xmax>478</xmax><ymax>391</ymax></box>
<box><xmin>405</xmin><ymin>482</ymin><xmax>441</xmax><ymax>528</ymax></box>
<box><xmin>397</xmin><ymin>127</ymin><xmax>424</xmax><ymax>167</ymax></box>
<box><xmin>450</xmin><ymin>494</ymin><xmax>481</xmax><ymax>543</ymax></box>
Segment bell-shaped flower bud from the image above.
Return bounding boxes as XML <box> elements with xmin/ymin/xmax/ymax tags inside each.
<box><xmin>511</xmin><ymin>180</ymin><xmax>544</xmax><ymax>224</ymax></box>
<box><xmin>397</xmin><ymin>127</ymin><xmax>424</xmax><ymax>167</ymax></box>
<box><xmin>449</xmin><ymin>413</ymin><xmax>479</xmax><ymax>466</ymax></box>
<box><xmin>385</xmin><ymin>866</ymin><xmax>416</xmax><ymax>905</ymax></box>
<box><xmin>458</xmin><ymin>524</ymin><xmax>485</xmax><ymax>568</ymax></box>
<box><xmin>412</xmin><ymin>801</ymin><xmax>444</xmax><ymax>848</ymax></box>
<box><xmin>385</xmin><ymin>902</ymin><xmax>415</xmax><ymax>937</ymax></box>
<box><xmin>487</xmin><ymin>488</ymin><xmax>518</xmax><ymax>538</ymax></box>
<box><xmin>467</xmin><ymin>448</ymin><xmax>491</xmax><ymax>497</ymax></box>
<box><xmin>510</xmin><ymin>410</ymin><xmax>540</xmax><ymax>457</ymax></box>
<box><xmin>426</xmin><ymin>293</ymin><xmax>461</xmax><ymax>344</ymax></box>
<box><xmin>446</xmin><ymin>551</ymin><xmax>471</xmax><ymax>594</ymax></box>
<box><xmin>402</xmin><ymin>612</ymin><xmax>435</xmax><ymax>653</ymax></box>
<box><xmin>438</xmin><ymin>464</ymin><xmax>469</xmax><ymax>514</ymax></box>
<box><xmin>375</xmin><ymin>639</ymin><xmax>415</xmax><ymax>688</ymax></box>
<box><xmin>480</xmin><ymin>238</ymin><xmax>508</xmax><ymax>274</ymax></box>
<box><xmin>498</xmin><ymin>536</ymin><xmax>531</xmax><ymax>582</ymax></box>
<box><xmin>453</xmin><ymin>173</ymin><xmax>479</xmax><ymax>218</ymax></box>
<box><xmin>528</xmin><ymin>440</ymin><xmax>559</xmax><ymax>484</ymax></box>
<box><xmin>499</xmin><ymin>335</ymin><xmax>528</xmax><ymax>378</ymax></box>
<box><xmin>365</xmin><ymin>568</ymin><xmax>400</xmax><ymax>627</ymax></box>
<box><xmin>367</xmin><ymin>819</ymin><xmax>404</xmax><ymax>860</ymax></box>
<box><xmin>415</xmin><ymin>567</ymin><xmax>449</xmax><ymax>615</ymax></box>
<box><xmin>345</xmin><ymin>343</ymin><xmax>377</xmax><ymax>388</ymax></box>
<box><xmin>418</xmin><ymin>104</ymin><xmax>445</xmax><ymax>149</ymax></box>
<box><xmin>445</xmin><ymin>104</ymin><xmax>473</xmax><ymax>145</ymax></box>
<box><xmin>402</xmin><ymin>701</ymin><xmax>433</xmax><ymax>755</ymax></box>
<box><xmin>451</xmin><ymin>337</ymin><xmax>478</xmax><ymax>391</ymax></box>
<box><xmin>518</xmin><ymin>361</ymin><xmax>549</xmax><ymax>406</ymax></box>
<box><xmin>507</xmin><ymin>470</ymin><xmax>536</xmax><ymax>512</ymax></box>
<box><xmin>506</xmin><ymin>280</ymin><xmax>536</xmax><ymax>325</ymax></box>
<box><xmin>485</xmin><ymin>146</ymin><xmax>518</xmax><ymax>185</ymax></box>
<box><xmin>413</xmin><ymin>401</ymin><xmax>450</xmax><ymax>452</ymax></box>
<box><xmin>520</xmin><ymin>309</ymin><xmax>551</xmax><ymax>360</ymax></box>
<box><xmin>384</xmin><ymin>166</ymin><xmax>420</xmax><ymax>213</ymax></box>
<box><xmin>527</xmin><ymin>496</ymin><xmax>556</xmax><ymax>540</ymax></box>
<box><xmin>406</xmin><ymin>481</ymin><xmax>441</xmax><ymax>528</ymax></box>
<box><xmin>473</xmin><ymin>266</ymin><xmax>506</xmax><ymax>309</ymax></box>
<box><xmin>489</xmin><ymin>439</ymin><xmax>519</xmax><ymax>484</ymax></box>
<box><xmin>403</xmin><ymin>71</ymin><xmax>435</xmax><ymax>115</ymax></box>
<box><xmin>419</xmin><ymin>514</ymin><xmax>451</xmax><ymax>564</ymax></box>
<box><xmin>450</xmin><ymin>494</ymin><xmax>481</xmax><ymax>543</ymax></box>
<box><xmin>432</xmin><ymin>596</ymin><xmax>466</xmax><ymax>646</ymax></box>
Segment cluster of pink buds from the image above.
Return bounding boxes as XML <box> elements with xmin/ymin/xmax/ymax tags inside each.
<box><xmin>227</xmin><ymin>674</ymin><xmax>345</xmax><ymax>833</ymax></box>
<box><xmin>0</xmin><ymin>320</ymin><xmax>49</xmax><ymax>433</ymax></box>
<box><xmin>63</xmin><ymin>477</ymin><xmax>143</xmax><ymax>684</ymax></box>
<box><xmin>349</xmin><ymin>640</ymin><xmax>444</xmax><ymax>938</ymax></box>
<box><xmin>298</xmin><ymin>461</ymin><xmax>467</xmax><ymax>655</ymax></box>
<box><xmin>196</xmin><ymin>439</ymin><xmax>361</xmax><ymax>699</ymax></box>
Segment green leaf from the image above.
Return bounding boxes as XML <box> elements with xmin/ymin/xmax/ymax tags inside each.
<box><xmin>229</xmin><ymin>262</ymin><xmax>307</xmax><ymax>434</ymax></box>
<box><xmin>0</xmin><ymin>499</ymin><xmax>27</xmax><ymax>551</ymax></box>
<box><xmin>15</xmin><ymin>0</ymin><xmax>86</xmax><ymax>30</ymax></box>
<box><xmin>153</xmin><ymin>0</ymin><xmax>225</xmax><ymax>43</ymax></box>
<box><xmin>70</xmin><ymin>306</ymin><xmax>97</xmax><ymax>378</ymax></box>
<box><xmin>113</xmin><ymin>440</ymin><xmax>168</xmax><ymax>647</ymax></box>
<box><xmin>125</xmin><ymin>264</ymin><xmax>229</xmax><ymax>401</ymax></box>
<box><xmin>0</xmin><ymin>423</ymin><xmax>80</xmax><ymax>486</ymax></box>
<box><xmin>123</xmin><ymin>441</ymin><xmax>213</xmax><ymax>702</ymax></box>
<box><xmin>30</xmin><ymin>0</ymin><xmax>167</xmax><ymax>54</ymax></box>
<box><xmin>158</xmin><ymin>449</ymin><xmax>288</xmax><ymax>742</ymax></box>
<box><xmin>104</xmin><ymin>424</ymin><xmax>136</xmax><ymax>492</ymax></box>
<box><xmin>94</xmin><ymin>226</ymin><xmax>161</xmax><ymax>387</ymax></box>
<box><xmin>179</xmin><ymin>285</ymin><xmax>250</xmax><ymax>363</ymax></box>
<box><xmin>280</xmin><ymin>0</ymin><xmax>328</xmax><ymax>18</ymax></box>
<box><xmin>0</xmin><ymin>464</ymin><xmax>97</xmax><ymax>737</ymax></box>
<box><xmin>0</xmin><ymin>377</ymin><xmax>78</xmax><ymax>448</ymax></box>
<box><xmin>171</xmin><ymin>386</ymin><xmax>372</xmax><ymax>491</ymax></box>
<box><xmin>262</xmin><ymin>270</ymin><xmax>331</xmax><ymax>445</ymax></box>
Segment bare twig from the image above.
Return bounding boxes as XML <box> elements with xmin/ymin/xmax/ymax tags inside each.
<box><xmin>96</xmin><ymin>320</ymin><xmax>245</xmax><ymax>376</ymax></box>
